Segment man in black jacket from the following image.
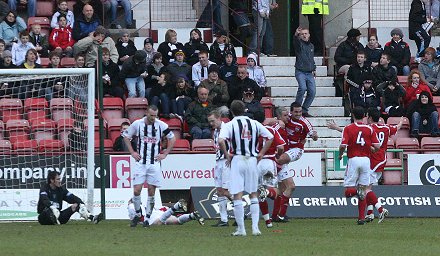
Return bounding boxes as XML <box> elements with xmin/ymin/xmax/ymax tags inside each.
<box><xmin>120</xmin><ymin>50</ymin><xmax>148</xmax><ymax>98</ymax></box>
<box><xmin>37</xmin><ymin>171</ymin><xmax>103</xmax><ymax>225</ymax></box>
<box><xmin>228</xmin><ymin>65</ymin><xmax>262</xmax><ymax>105</ymax></box>
<box><xmin>383</xmin><ymin>28</ymin><xmax>411</xmax><ymax>76</ymax></box>
<box><xmin>334</xmin><ymin>29</ymin><xmax>364</xmax><ymax>75</ymax></box>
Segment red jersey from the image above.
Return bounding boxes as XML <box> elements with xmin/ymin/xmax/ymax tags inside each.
<box><xmin>341</xmin><ymin>122</ymin><xmax>380</xmax><ymax>158</ymax></box>
<box><xmin>285</xmin><ymin>116</ymin><xmax>314</xmax><ymax>149</ymax></box>
<box><xmin>258</xmin><ymin>125</ymin><xmax>286</xmax><ymax>160</ymax></box>
<box><xmin>370</xmin><ymin>123</ymin><xmax>398</xmax><ymax>172</ymax></box>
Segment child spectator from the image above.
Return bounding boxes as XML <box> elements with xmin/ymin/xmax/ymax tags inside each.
<box><xmin>407</xmin><ymin>91</ymin><xmax>440</xmax><ymax>137</ymax></box>
<box><xmin>51</xmin><ymin>0</ymin><xmax>75</xmax><ymax>29</ymax></box>
<box><xmin>418</xmin><ymin>47</ymin><xmax>440</xmax><ymax>95</ymax></box>
<box><xmin>166</xmin><ymin>49</ymin><xmax>191</xmax><ymax>84</ymax></box>
<box><xmin>49</xmin><ymin>14</ymin><xmax>75</xmax><ymax>57</ymax></box>
<box><xmin>383</xmin><ymin>28</ymin><xmax>411</xmax><ymax>76</ymax></box>
<box><xmin>11</xmin><ymin>31</ymin><xmax>36</xmax><ymax>66</ymax></box>
<box><xmin>219</xmin><ymin>50</ymin><xmax>238</xmax><ymax>86</ymax></box>
<box><xmin>74</xmin><ymin>52</ymin><xmax>86</xmax><ymax>67</ymax></box>
<box><xmin>246</xmin><ymin>53</ymin><xmax>266</xmax><ymax>87</ymax></box>
<box><xmin>99</xmin><ymin>47</ymin><xmax>124</xmax><ymax>99</ymax></box>
<box><xmin>372</xmin><ymin>53</ymin><xmax>397</xmax><ymax>87</ymax></box>
<box><xmin>29</xmin><ymin>24</ymin><xmax>50</xmax><ymax>57</ymax></box>
<box><xmin>209</xmin><ymin>30</ymin><xmax>236</xmax><ymax>65</ymax></box>
<box><xmin>376</xmin><ymin>81</ymin><xmax>406</xmax><ymax>117</ymax></box>
<box><xmin>171</xmin><ymin>77</ymin><xmax>195</xmax><ymax>118</ymax></box>
<box><xmin>149</xmin><ymin>73</ymin><xmax>174</xmax><ymax>119</ymax></box>
<box><xmin>0</xmin><ymin>39</ymin><xmax>5</xmax><ymax>58</ymax></box>
<box><xmin>364</xmin><ymin>34</ymin><xmax>383</xmax><ymax>67</ymax></box>
<box><xmin>184</xmin><ymin>28</ymin><xmax>209</xmax><ymax>66</ymax></box>
<box><xmin>157</xmin><ymin>29</ymin><xmax>184</xmax><ymax>66</ymax></box>
<box><xmin>0</xmin><ymin>11</ymin><xmax>27</xmax><ymax>48</ymax></box>
<box><xmin>351</xmin><ymin>78</ymin><xmax>381</xmax><ymax>111</ymax></box>
<box><xmin>346</xmin><ymin>51</ymin><xmax>372</xmax><ymax>105</ymax></box>
<box><xmin>47</xmin><ymin>51</ymin><xmax>62</xmax><ymax>68</ymax></box>
<box><xmin>0</xmin><ymin>50</ymin><xmax>16</xmax><ymax>69</ymax></box>
<box><xmin>146</xmin><ymin>52</ymin><xmax>166</xmax><ymax>99</ymax></box>
<box><xmin>116</xmin><ymin>31</ymin><xmax>137</xmax><ymax>65</ymax></box>
<box><xmin>141</xmin><ymin>37</ymin><xmax>156</xmax><ymax>65</ymax></box>
<box><xmin>19</xmin><ymin>48</ymin><xmax>41</xmax><ymax>69</ymax></box>
<box><xmin>113</xmin><ymin>122</ymin><xmax>136</xmax><ymax>151</ymax></box>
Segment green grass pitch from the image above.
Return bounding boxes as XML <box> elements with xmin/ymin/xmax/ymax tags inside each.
<box><xmin>1</xmin><ymin>218</ymin><xmax>440</xmax><ymax>256</ymax></box>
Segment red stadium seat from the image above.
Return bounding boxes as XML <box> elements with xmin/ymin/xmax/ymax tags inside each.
<box><xmin>0</xmin><ymin>98</ymin><xmax>23</xmax><ymax>122</ymax></box>
<box><xmin>386</xmin><ymin>137</ymin><xmax>395</xmax><ymax>159</ymax></box>
<box><xmin>95</xmin><ymin>139</ymin><xmax>113</xmax><ymax>152</ymax></box>
<box><xmin>160</xmin><ymin>117</ymin><xmax>182</xmax><ymax>139</ymax></box>
<box><xmin>397</xmin><ymin>76</ymin><xmax>407</xmax><ymax>87</ymax></box>
<box><xmin>103</xmin><ymin>97</ymin><xmax>124</xmax><ymax>120</ymax></box>
<box><xmin>38</xmin><ymin>139</ymin><xmax>64</xmax><ymax>152</ymax></box>
<box><xmin>12</xmin><ymin>139</ymin><xmax>38</xmax><ymax>154</ymax></box>
<box><xmin>237</xmin><ymin>57</ymin><xmax>247</xmax><ymax>65</ymax></box>
<box><xmin>36</xmin><ymin>1</ymin><xmax>55</xmax><ymax>17</ymax></box>
<box><xmin>24</xmin><ymin>98</ymin><xmax>48</xmax><ymax>121</ymax></box>
<box><xmin>6</xmin><ymin>119</ymin><xmax>30</xmax><ymax>143</ymax></box>
<box><xmin>27</xmin><ymin>17</ymin><xmax>51</xmax><ymax>35</ymax></box>
<box><xmin>40</xmin><ymin>58</ymin><xmax>50</xmax><ymax>68</ymax></box>
<box><xmin>385</xmin><ymin>158</ymin><xmax>402</xmax><ymax>168</ymax></box>
<box><xmin>395</xmin><ymin>137</ymin><xmax>420</xmax><ymax>154</ymax></box>
<box><xmin>60</xmin><ymin>57</ymin><xmax>76</xmax><ymax>68</ymax></box>
<box><xmin>382</xmin><ymin>171</ymin><xmax>402</xmax><ymax>185</ymax></box>
<box><xmin>191</xmin><ymin>139</ymin><xmax>215</xmax><ymax>152</ymax></box>
<box><xmin>387</xmin><ymin>117</ymin><xmax>410</xmax><ymax>129</ymax></box>
<box><xmin>183</xmin><ymin>120</ymin><xmax>190</xmax><ymax>139</ymax></box>
<box><xmin>0</xmin><ymin>139</ymin><xmax>12</xmax><ymax>154</ymax></box>
<box><xmin>261</xmin><ymin>97</ymin><xmax>274</xmax><ymax>118</ymax></box>
<box><xmin>50</xmin><ymin>98</ymin><xmax>73</xmax><ymax>122</ymax></box>
<box><xmin>390</xmin><ymin>129</ymin><xmax>410</xmax><ymax>142</ymax></box>
<box><xmin>108</xmin><ymin>118</ymin><xmax>130</xmax><ymax>142</ymax></box>
<box><xmin>31</xmin><ymin>119</ymin><xmax>56</xmax><ymax>142</ymax></box>
<box><xmin>0</xmin><ymin>120</ymin><xmax>4</xmax><ymax>140</ymax></box>
<box><xmin>171</xmin><ymin>139</ymin><xmax>190</xmax><ymax>152</ymax></box>
<box><xmin>84</xmin><ymin>119</ymin><xmax>107</xmax><ymax>139</ymax></box>
<box><xmin>125</xmin><ymin>98</ymin><xmax>148</xmax><ymax>123</ymax></box>
<box><xmin>203</xmin><ymin>29</ymin><xmax>213</xmax><ymax>43</ymax></box>
<box><xmin>57</xmin><ymin>118</ymin><xmax>74</xmax><ymax>148</ymax></box>
<box><xmin>420</xmin><ymin>137</ymin><xmax>440</xmax><ymax>154</ymax></box>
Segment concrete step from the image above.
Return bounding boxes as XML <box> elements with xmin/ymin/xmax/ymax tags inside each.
<box><xmin>308</xmin><ymin>107</ymin><xmax>344</xmax><ymax>117</ymax></box>
<box><xmin>264</xmin><ymin>66</ymin><xmax>327</xmax><ymax>77</ymax></box>
<box><xmin>308</xmin><ymin>117</ymin><xmax>351</xmax><ymax>127</ymax></box>
<box><xmin>272</xmin><ymin>96</ymin><xmax>342</xmax><ymax>107</ymax></box>
<box><xmin>260</xmin><ymin>56</ymin><xmax>323</xmax><ymax>66</ymax></box>
<box><xmin>267</xmin><ymin>76</ymin><xmax>334</xmax><ymax>87</ymax></box>
<box><xmin>271</xmin><ymin>87</ymin><xmax>335</xmax><ymax>97</ymax></box>
<box><xmin>305</xmin><ymin>138</ymin><xmax>341</xmax><ymax>148</ymax></box>
<box><xmin>135</xmin><ymin>20</ymin><xmax>197</xmax><ymax>29</ymax></box>
<box><xmin>314</xmin><ymin>127</ymin><xmax>343</xmax><ymax>138</ymax></box>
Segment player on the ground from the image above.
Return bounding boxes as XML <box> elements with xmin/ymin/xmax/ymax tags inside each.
<box><xmin>123</xmin><ymin>105</ymin><xmax>176</xmax><ymax>228</ymax></box>
<box><xmin>254</xmin><ymin>111</ymin><xmax>286</xmax><ymax>228</ymax></box>
<box><xmin>37</xmin><ymin>171</ymin><xmax>103</xmax><ymax>225</ymax></box>
<box><xmin>208</xmin><ymin>109</ymin><xmax>232</xmax><ymax>227</ymax></box>
<box><xmin>338</xmin><ymin>106</ymin><xmax>380</xmax><ymax>225</ymax></box>
<box><xmin>274</xmin><ymin>102</ymin><xmax>318</xmax><ymax>222</ymax></box>
<box><xmin>218</xmin><ymin>100</ymin><xmax>274</xmax><ymax>236</ymax></box>
<box><xmin>328</xmin><ymin>108</ymin><xmax>403</xmax><ymax>223</ymax></box>
<box><xmin>127</xmin><ymin>199</ymin><xmax>204</xmax><ymax>226</ymax></box>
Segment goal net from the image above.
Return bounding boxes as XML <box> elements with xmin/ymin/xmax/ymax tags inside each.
<box><xmin>0</xmin><ymin>68</ymin><xmax>96</xmax><ymax>221</ymax></box>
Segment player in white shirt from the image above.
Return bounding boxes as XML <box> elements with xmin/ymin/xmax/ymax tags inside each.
<box><xmin>123</xmin><ymin>105</ymin><xmax>176</xmax><ymax>228</ymax></box>
<box><xmin>218</xmin><ymin>100</ymin><xmax>274</xmax><ymax>236</ymax></box>
<box><xmin>208</xmin><ymin>109</ymin><xmax>232</xmax><ymax>227</ymax></box>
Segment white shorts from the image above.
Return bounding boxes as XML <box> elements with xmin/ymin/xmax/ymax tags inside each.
<box><xmin>343</xmin><ymin>157</ymin><xmax>371</xmax><ymax>187</ymax></box>
<box><xmin>132</xmin><ymin>161</ymin><xmax>161</xmax><ymax>187</ymax></box>
<box><xmin>370</xmin><ymin>171</ymin><xmax>382</xmax><ymax>186</ymax></box>
<box><xmin>285</xmin><ymin>148</ymin><xmax>304</xmax><ymax>162</ymax></box>
<box><xmin>257</xmin><ymin>158</ymin><xmax>278</xmax><ymax>187</ymax></box>
<box><xmin>277</xmin><ymin>164</ymin><xmax>294</xmax><ymax>181</ymax></box>
<box><xmin>214</xmin><ymin>159</ymin><xmax>230</xmax><ymax>189</ymax></box>
<box><xmin>229</xmin><ymin>155</ymin><xmax>258</xmax><ymax>195</ymax></box>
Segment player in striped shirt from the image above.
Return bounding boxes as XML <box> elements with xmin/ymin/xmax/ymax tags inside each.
<box><xmin>218</xmin><ymin>100</ymin><xmax>274</xmax><ymax>236</ymax></box>
<box><xmin>208</xmin><ymin>109</ymin><xmax>232</xmax><ymax>227</ymax></box>
<box><xmin>123</xmin><ymin>105</ymin><xmax>176</xmax><ymax>228</ymax></box>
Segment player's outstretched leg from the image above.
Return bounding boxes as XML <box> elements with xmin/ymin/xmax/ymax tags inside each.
<box><xmin>190</xmin><ymin>210</ymin><xmax>205</xmax><ymax>225</ymax></box>
<box><xmin>259</xmin><ymin>200</ymin><xmax>272</xmax><ymax>228</ymax></box>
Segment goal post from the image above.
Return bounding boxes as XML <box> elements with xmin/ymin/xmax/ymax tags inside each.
<box><xmin>0</xmin><ymin>68</ymin><xmax>98</xmax><ymax>218</ymax></box>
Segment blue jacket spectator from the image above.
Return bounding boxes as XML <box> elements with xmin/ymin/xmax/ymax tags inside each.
<box><xmin>72</xmin><ymin>4</ymin><xmax>102</xmax><ymax>41</ymax></box>
<box><xmin>0</xmin><ymin>11</ymin><xmax>26</xmax><ymax>47</ymax></box>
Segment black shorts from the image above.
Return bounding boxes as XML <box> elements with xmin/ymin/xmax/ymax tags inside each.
<box><xmin>38</xmin><ymin>207</ymin><xmax>76</xmax><ymax>225</ymax></box>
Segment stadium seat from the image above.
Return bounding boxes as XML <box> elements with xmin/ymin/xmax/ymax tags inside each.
<box><xmin>203</xmin><ymin>29</ymin><xmax>213</xmax><ymax>43</ymax></box>
<box><xmin>182</xmin><ymin>120</ymin><xmax>190</xmax><ymax>139</ymax></box>
<box><xmin>385</xmin><ymin>158</ymin><xmax>402</xmax><ymax>168</ymax></box>
<box><xmin>6</xmin><ymin>119</ymin><xmax>30</xmax><ymax>143</ymax></box>
<box><xmin>12</xmin><ymin>139</ymin><xmax>38</xmax><ymax>154</ymax></box>
<box><xmin>171</xmin><ymin>139</ymin><xmax>190</xmax><ymax>152</ymax></box>
<box><xmin>395</xmin><ymin>137</ymin><xmax>420</xmax><ymax>154</ymax></box>
<box><xmin>125</xmin><ymin>97</ymin><xmax>148</xmax><ymax>123</ymax></box>
<box><xmin>27</xmin><ymin>17</ymin><xmax>51</xmax><ymax>35</ymax></box>
<box><xmin>237</xmin><ymin>57</ymin><xmax>247</xmax><ymax>65</ymax></box>
<box><xmin>433</xmin><ymin>96</ymin><xmax>440</xmax><ymax>108</ymax></box>
<box><xmin>50</xmin><ymin>98</ymin><xmax>73</xmax><ymax>122</ymax></box>
<box><xmin>84</xmin><ymin>119</ymin><xmax>107</xmax><ymax>139</ymax></box>
<box><xmin>390</xmin><ymin>129</ymin><xmax>410</xmax><ymax>142</ymax></box>
<box><xmin>0</xmin><ymin>139</ymin><xmax>12</xmax><ymax>154</ymax></box>
<box><xmin>102</xmin><ymin>97</ymin><xmax>124</xmax><ymax>120</ymax></box>
<box><xmin>24</xmin><ymin>98</ymin><xmax>48</xmax><ymax>121</ymax></box>
<box><xmin>107</xmin><ymin>118</ymin><xmax>130</xmax><ymax>142</ymax></box>
<box><xmin>40</xmin><ymin>58</ymin><xmax>50</xmax><ymax>68</ymax></box>
<box><xmin>60</xmin><ymin>57</ymin><xmax>76</xmax><ymax>68</ymax></box>
<box><xmin>95</xmin><ymin>139</ymin><xmax>113</xmax><ymax>152</ymax></box>
<box><xmin>0</xmin><ymin>98</ymin><xmax>23</xmax><ymax>122</ymax></box>
<box><xmin>420</xmin><ymin>137</ymin><xmax>440</xmax><ymax>154</ymax></box>
<box><xmin>261</xmin><ymin>97</ymin><xmax>274</xmax><ymax>118</ymax></box>
<box><xmin>31</xmin><ymin>119</ymin><xmax>56</xmax><ymax>142</ymax></box>
<box><xmin>57</xmin><ymin>118</ymin><xmax>74</xmax><ymax>148</ymax></box>
<box><xmin>397</xmin><ymin>76</ymin><xmax>407</xmax><ymax>87</ymax></box>
<box><xmin>38</xmin><ymin>139</ymin><xmax>64</xmax><ymax>152</ymax></box>
<box><xmin>382</xmin><ymin>170</ymin><xmax>403</xmax><ymax>185</ymax></box>
<box><xmin>386</xmin><ymin>137</ymin><xmax>395</xmax><ymax>159</ymax></box>
<box><xmin>386</xmin><ymin>116</ymin><xmax>410</xmax><ymax>129</ymax></box>
<box><xmin>0</xmin><ymin>120</ymin><xmax>3</xmax><ymax>140</ymax></box>
<box><xmin>191</xmin><ymin>139</ymin><xmax>215</xmax><ymax>152</ymax></box>
<box><xmin>160</xmin><ymin>117</ymin><xmax>182</xmax><ymax>139</ymax></box>
<box><xmin>36</xmin><ymin>1</ymin><xmax>55</xmax><ymax>17</ymax></box>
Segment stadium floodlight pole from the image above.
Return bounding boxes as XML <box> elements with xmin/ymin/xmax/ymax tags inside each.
<box><xmin>97</xmin><ymin>45</ymin><xmax>106</xmax><ymax>218</ymax></box>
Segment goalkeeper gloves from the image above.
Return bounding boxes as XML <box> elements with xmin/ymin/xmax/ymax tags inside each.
<box><xmin>50</xmin><ymin>206</ymin><xmax>60</xmax><ymax>225</ymax></box>
<box><xmin>78</xmin><ymin>204</ymin><xmax>91</xmax><ymax>220</ymax></box>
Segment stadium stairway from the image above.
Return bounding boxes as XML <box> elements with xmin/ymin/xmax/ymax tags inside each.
<box><xmin>261</xmin><ymin>57</ymin><xmax>350</xmax><ymax>149</ymax></box>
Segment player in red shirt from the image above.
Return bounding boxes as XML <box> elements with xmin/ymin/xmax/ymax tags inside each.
<box><xmin>338</xmin><ymin>106</ymin><xmax>380</xmax><ymax>225</ymax></box>
<box><xmin>274</xmin><ymin>103</ymin><xmax>318</xmax><ymax>221</ymax></box>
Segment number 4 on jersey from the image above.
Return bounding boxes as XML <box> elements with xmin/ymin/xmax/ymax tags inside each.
<box><xmin>241</xmin><ymin>125</ymin><xmax>252</xmax><ymax>140</ymax></box>
<box><xmin>356</xmin><ymin>131</ymin><xmax>365</xmax><ymax>146</ymax></box>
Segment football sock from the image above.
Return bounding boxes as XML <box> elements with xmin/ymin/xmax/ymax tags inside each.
<box><xmin>132</xmin><ymin>195</ymin><xmax>141</xmax><ymax>214</ymax></box>
<box><xmin>172</xmin><ymin>201</ymin><xmax>181</xmax><ymax>211</ymax></box>
<box><xmin>278</xmin><ymin>194</ymin><xmax>290</xmax><ymax>217</ymax></box>
<box><xmin>366</xmin><ymin>191</ymin><xmax>383</xmax><ymax>213</ymax></box>
<box><xmin>250</xmin><ymin>198</ymin><xmax>260</xmax><ymax>231</ymax></box>
<box><xmin>272</xmin><ymin>195</ymin><xmax>282</xmax><ymax>218</ymax></box>
<box><xmin>160</xmin><ymin>207</ymin><xmax>174</xmax><ymax>224</ymax></box>
<box><xmin>266</xmin><ymin>187</ymin><xmax>277</xmax><ymax>200</ymax></box>
<box><xmin>358</xmin><ymin>199</ymin><xmax>367</xmax><ymax>220</ymax></box>
<box><xmin>145</xmin><ymin>196</ymin><xmax>154</xmax><ymax>219</ymax></box>
<box><xmin>367</xmin><ymin>205</ymin><xmax>374</xmax><ymax>215</ymax></box>
<box><xmin>218</xmin><ymin>196</ymin><xmax>228</xmax><ymax>223</ymax></box>
<box><xmin>259</xmin><ymin>201</ymin><xmax>269</xmax><ymax>215</ymax></box>
<box><xmin>177</xmin><ymin>214</ymin><xmax>191</xmax><ymax>224</ymax></box>
<box><xmin>344</xmin><ymin>187</ymin><xmax>357</xmax><ymax>197</ymax></box>
<box><xmin>233</xmin><ymin>200</ymin><xmax>245</xmax><ymax>231</ymax></box>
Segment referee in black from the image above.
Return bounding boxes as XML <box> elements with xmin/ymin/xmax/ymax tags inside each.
<box><xmin>37</xmin><ymin>171</ymin><xmax>103</xmax><ymax>225</ymax></box>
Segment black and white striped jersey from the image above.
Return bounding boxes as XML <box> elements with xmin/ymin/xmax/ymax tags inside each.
<box><xmin>214</xmin><ymin>122</ymin><xmax>229</xmax><ymax>160</ymax></box>
<box><xmin>123</xmin><ymin>117</ymin><xmax>174</xmax><ymax>164</ymax></box>
<box><xmin>219</xmin><ymin>116</ymin><xmax>273</xmax><ymax>157</ymax></box>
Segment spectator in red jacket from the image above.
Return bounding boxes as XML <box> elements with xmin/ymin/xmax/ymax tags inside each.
<box><xmin>404</xmin><ymin>69</ymin><xmax>432</xmax><ymax>108</ymax></box>
<box><xmin>49</xmin><ymin>14</ymin><xmax>75</xmax><ymax>57</ymax></box>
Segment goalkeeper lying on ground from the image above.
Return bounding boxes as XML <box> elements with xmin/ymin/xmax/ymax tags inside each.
<box><xmin>37</xmin><ymin>171</ymin><xmax>103</xmax><ymax>225</ymax></box>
